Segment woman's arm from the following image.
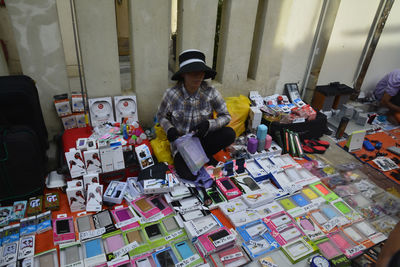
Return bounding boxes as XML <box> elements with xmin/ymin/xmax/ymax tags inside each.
<box><xmin>209</xmin><ymin>89</ymin><xmax>231</xmax><ymax>132</ymax></box>
<box><xmin>381</xmin><ymin>92</ymin><xmax>400</xmax><ymax>113</ymax></box>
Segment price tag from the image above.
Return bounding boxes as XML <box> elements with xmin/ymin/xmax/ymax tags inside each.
<box><xmin>276</xmin><ymin>224</ymin><xmax>289</xmax><ymax>233</ymax></box>
<box><xmin>212</xmin><ymin>234</ymin><xmax>235</xmax><ymax>247</ymax></box>
<box><xmin>226</xmin><ymin>191</ymin><xmax>239</xmax><ymax>196</ymax></box>
<box><xmin>260</xmin><ymin>259</ymin><xmax>278</xmax><ymax>267</ymax></box>
<box><xmin>303</xmin><ymin>202</ymin><xmax>320</xmax><ymax>212</ymax></box>
<box><xmin>345</xmin><ymin>244</ymin><xmax>365</xmax><ymax>256</ymax></box>
<box><xmin>57</xmin><ymin>213</ymin><xmax>67</xmax><ymax>218</ymax></box>
<box><xmin>220</xmin><ymin>252</ymin><xmax>243</xmax><ymax>261</ymax></box>
<box><xmin>115</xmin><ymin>217</ymin><xmax>138</xmax><ymax>228</ymax></box>
<box><xmin>284</xmin><ymin>184</ymin><xmax>302</xmax><ymax>195</ymax></box>
<box><xmin>258</xmin><ymin>227</ymin><xmax>269</xmax><ymax>236</ymax></box>
<box><xmin>165</xmin><ymin>229</ymin><xmax>184</xmax><ymax>241</ymax></box>
<box><xmin>249</xmin><ymin>240</ymin><xmax>265</xmax><ymax>248</ymax></box>
<box><xmin>323</xmin><ymin>217</ymin><xmax>340</xmax><ymax>231</ymax></box>
<box><xmin>175</xmin><ymin>254</ymin><xmax>200</xmax><ymax>267</ymax></box>
<box><xmin>79</xmin><ymin>227</ymin><xmax>105</xmax><ymax>241</ymax></box>
<box><xmin>113</xmin><ymin>241</ymin><xmax>139</xmax><ymax>258</ymax></box>
<box><xmin>139</xmin><ymin>213</ymin><xmax>163</xmax><ymax>224</ymax></box>
<box><xmin>192</xmin><ymin>221</ymin><xmax>217</xmax><ymax>236</ymax></box>
<box><xmin>179</xmin><ymin>206</ymin><xmax>200</xmax><ymax>214</ymax></box>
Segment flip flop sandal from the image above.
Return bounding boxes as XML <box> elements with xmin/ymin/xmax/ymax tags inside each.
<box><xmin>304</xmin><ymin>139</ymin><xmax>330</xmax><ymax>148</ymax></box>
<box><xmin>302</xmin><ymin>144</ymin><xmax>327</xmax><ymax>154</ymax></box>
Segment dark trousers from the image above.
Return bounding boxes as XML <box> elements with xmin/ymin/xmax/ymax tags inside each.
<box><xmin>174</xmin><ymin>127</ymin><xmax>236</xmax><ymax>181</ymax></box>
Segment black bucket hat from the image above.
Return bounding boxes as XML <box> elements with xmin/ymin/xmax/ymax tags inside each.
<box><xmin>171</xmin><ymin>49</ymin><xmax>217</xmax><ymax>81</ymax></box>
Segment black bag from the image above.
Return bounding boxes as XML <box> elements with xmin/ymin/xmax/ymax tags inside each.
<box><xmin>0</xmin><ymin>75</ymin><xmax>49</xmax><ymax>153</ymax></box>
<box><xmin>264</xmin><ymin>111</ymin><xmax>330</xmax><ymax>143</ymax></box>
<box><xmin>0</xmin><ymin>126</ymin><xmax>45</xmax><ymax>204</ymax></box>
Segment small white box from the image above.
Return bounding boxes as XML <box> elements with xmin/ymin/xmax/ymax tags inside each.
<box><xmin>83</xmin><ymin>173</ymin><xmax>100</xmax><ymax>191</ymax></box>
<box><xmin>71</xmin><ymin>93</ymin><xmax>85</xmax><ymax>112</ymax></box>
<box><xmin>100</xmin><ymin>147</ymin><xmax>114</xmax><ymax>173</ymax></box>
<box><xmin>86</xmin><ymin>183</ymin><xmax>103</xmax><ymax>212</ymax></box>
<box><xmin>114</xmin><ymin>95</ymin><xmax>138</xmax><ymax>123</ymax></box>
<box><xmin>84</xmin><ymin>150</ymin><xmax>102</xmax><ymax>174</ymax></box>
<box><xmin>248</xmin><ymin>107</ymin><xmax>262</xmax><ymax>130</ymax></box>
<box><xmin>65</xmin><ymin>148</ymin><xmax>86</xmax><ymax>178</ymax></box>
<box><xmin>54</xmin><ymin>98</ymin><xmax>72</xmax><ymax>117</ymax></box>
<box><xmin>61</xmin><ymin>115</ymin><xmax>77</xmax><ymax>130</ymax></box>
<box><xmin>66</xmin><ymin>180</ymin><xmax>86</xmax><ymax>212</ymax></box>
<box><xmin>143</xmin><ymin>178</ymin><xmax>171</xmax><ymax>194</ymax></box>
<box><xmin>75</xmin><ymin>113</ymin><xmax>86</xmax><ymax>128</ymax></box>
<box><xmin>103</xmin><ymin>181</ymin><xmax>127</xmax><ymax>204</ymax></box>
<box><xmin>135</xmin><ymin>144</ymin><xmax>154</xmax><ymax>170</ymax></box>
<box><xmin>76</xmin><ymin>138</ymin><xmax>88</xmax><ymax>151</ymax></box>
<box><xmin>110</xmin><ymin>143</ymin><xmax>125</xmax><ymax>171</ymax></box>
<box><xmin>88</xmin><ymin>97</ymin><xmax>114</xmax><ymax>126</ymax></box>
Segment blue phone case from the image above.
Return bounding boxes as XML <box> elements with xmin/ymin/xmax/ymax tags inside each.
<box><xmin>321</xmin><ymin>206</ymin><xmax>338</xmax><ymax>219</ymax></box>
<box><xmin>175</xmin><ymin>241</ymin><xmax>193</xmax><ymax>259</ymax></box>
<box><xmin>291</xmin><ymin>194</ymin><xmax>310</xmax><ymax>207</ymax></box>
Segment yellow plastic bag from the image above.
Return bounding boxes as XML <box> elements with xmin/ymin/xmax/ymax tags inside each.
<box><xmin>225</xmin><ymin>95</ymin><xmax>251</xmax><ymax>137</ymax></box>
<box><xmin>150</xmin><ymin>124</ymin><xmax>174</xmax><ymax>164</ymax></box>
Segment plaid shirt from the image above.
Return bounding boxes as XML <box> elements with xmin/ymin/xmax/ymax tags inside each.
<box><xmin>157</xmin><ymin>82</ymin><xmax>231</xmax><ymax>136</ymax></box>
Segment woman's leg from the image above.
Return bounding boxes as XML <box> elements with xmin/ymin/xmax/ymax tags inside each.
<box><xmin>173</xmin><ymin>152</ymin><xmax>197</xmax><ymax>181</ymax></box>
<box><xmin>201</xmin><ymin>127</ymin><xmax>236</xmax><ymax>156</ymax></box>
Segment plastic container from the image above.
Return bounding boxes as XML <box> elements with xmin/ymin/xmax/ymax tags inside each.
<box><xmin>175</xmin><ymin>134</ymin><xmax>209</xmax><ymax>175</ymax></box>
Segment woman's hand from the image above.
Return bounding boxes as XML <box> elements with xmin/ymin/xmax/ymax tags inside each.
<box><xmin>191</xmin><ymin>121</ymin><xmax>209</xmax><ymax>138</ymax></box>
<box><xmin>167</xmin><ymin>127</ymin><xmax>180</xmax><ymax>142</ymax></box>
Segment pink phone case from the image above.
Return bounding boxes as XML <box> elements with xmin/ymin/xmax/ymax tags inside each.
<box><xmin>197</xmin><ymin>227</ymin><xmax>232</xmax><ymax>253</ymax></box>
<box><xmin>53</xmin><ymin>217</ymin><xmax>75</xmax><ymax>244</ymax></box>
<box><xmin>148</xmin><ymin>196</ymin><xmax>173</xmax><ymax>216</ymax></box>
<box><xmin>216</xmin><ymin>178</ymin><xmax>242</xmax><ymax>200</ymax></box>
<box><xmin>112</xmin><ymin>207</ymin><xmax>140</xmax><ymax>231</ymax></box>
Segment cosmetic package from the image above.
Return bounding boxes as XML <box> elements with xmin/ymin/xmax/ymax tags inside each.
<box><xmin>281</xmin><ymin>236</ymin><xmax>318</xmax><ymax>263</ymax></box>
<box><xmin>103</xmin><ymin>181</ymin><xmax>127</xmax><ymax>205</ymax></box>
<box><xmin>112</xmin><ymin>206</ymin><xmax>140</xmax><ymax>231</ymax></box>
<box><xmin>36</xmin><ymin>211</ymin><xmax>52</xmax><ymax>234</ymax></box>
<box><xmin>209</xmin><ymin>245</ymin><xmax>250</xmax><ymax>267</ymax></box>
<box><xmin>20</xmin><ymin>216</ymin><xmax>37</xmax><ymax>236</ymax></box>
<box><xmin>53</xmin><ymin>217</ymin><xmax>75</xmax><ymax>245</ymax></box>
<box><xmin>17</xmin><ymin>235</ymin><xmax>35</xmax><ymax>260</ymax></box>
<box><xmin>12</xmin><ymin>200</ymin><xmax>27</xmax><ymax>221</ymax></box>
<box><xmin>27</xmin><ymin>196</ymin><xmax>43</xmax><ymax>216</ymax></box>
<box><xmin>60</xmin><ymin>241</ymin><xmax>84</xmax><ymax>267</ymax></box>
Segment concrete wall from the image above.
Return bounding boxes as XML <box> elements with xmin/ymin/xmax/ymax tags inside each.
<box><xmin>0</xmin><ymin>7</ymin><xmax>22</xmax><ymax>74</ymax></box>
<box><xmin>318</xmin><ymin>0</ymin><xmax>380</xmax><ymax>86</ymax></box>
<box><xmin>0</xmin><ymin>45</ymin><xmax>9</xmax><ymax>75</ymax></box>
<box><xmin>361</xmin><ymin>0</ymin><xmax>400</xmax><ymax>94</ymax></box>
<box><xmin>3</xmin><ymin>0</ymin><xmax>399</xmax><ymax>136</ymax></box>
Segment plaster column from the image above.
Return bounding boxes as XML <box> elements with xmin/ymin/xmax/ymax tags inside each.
<box><xmin>129</xmin><ymin>0</ymin><xmax>170</xmax><ymax>127</ymax></box>
<box><xmin>215</xmin><ymin>0</ymin><xmax>258</xmax><ymax>94</ymax></box>
<box><xmin>74</xmin><ymin>0</ymin><xmax>121</xmax><ymax>97</ymax></box>
<box><xmin>6</xmin><ymin>0</ymin><xmax>70</xmax><ymax>138</ymax></box>
<box><xmin>0</xmin><ymin>45</ymin><xmax>9</xmax><ymax>76</ymax></box>
<box><xmin>176</xmin><ymin>0</ymin><xmax>218</xmax><ymax>69</ymax></box>
<box><xmin>248</xmin><ymin>0</ymin><xmax>292</xmax><ymax>95</ymax></box>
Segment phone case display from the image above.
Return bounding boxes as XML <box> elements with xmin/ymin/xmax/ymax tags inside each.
<box><xmin>242</xmin><ymin>190</ymin><xmax>275</xmax><ymax>209</ymax></box>
<box><xmin>245</xmin><ymin>159</ymin><xmax>269</xmax><ymax>182</ymax></box>
<box><xmin>331</xmin><ymin>198</ymin><xmax>362</xmax><ymax>222</ymax></box>
<box><xmin>314</xmin><ymin>238</ymin><xmax>344</xmax><ymax>260</ymax></box>
<box><xmin>114</xmin><ymin>95</ymin><xmax>138</xmax><ymax>123</ymax></box>
<box><xmin>131</xmin><ymin>196</ymin><xmax>161</xmax><ymax>219</ymax></box>
<box><xmin>308</xmin><ymin>209</ymin><xmax>344</xmax><ymax>234</ymax></box>
<box><xmin>171</xmin><ymin>239</ymin><xmax>203</xmax><ymax>267</ymax></box>
<box><xmin>209</xmin><ymin>245</ymin><xmax>250</xmax><ymax>267</ymax></box>
<box><xmin>93</xmin><ymin>210</ymin><xmax>116</xmax><ymax>233</ymax></box>
<box><xmin>112</xmin><ymin>206</ymin><xmax>140</xmax><ymax>231</ymax></box>
<box><xmin>233</xmin><ymin>175</ymin><xmax>261</xmax><ymax>193</ymax></box>
<box><xmin>340</xmin><ymin>225</ymin><xmax>373</xmax><ymax>248</ymax></box>
<box><xmin>59</xmin><ymin>241</ymin><xmax>84</xmax><ymax>266</ymax></box>
<box><xmin>352</xmin><ymin>221</ymin><xmax>387</xmax><ymax>244</ymax></box>
<box><xmin>294</xmin><ymin>215</ymin><xmax>324</xmax><ymax>241</ymax></box>
<box><xmin>310</xmin><ymin>182</ymin><xmax>339</xmax><ymax>202</ymax></box>
<box><xmin>148</xmin><ymin>196</ymin><xmax>173</xmax><ymax>217</ymax></box>
<box><xmin>195</xmin><ymin>227</ymin><xmax>236</xmax><ymax>256</ymax></box>
<box><xmin>34</xmin><ymin>249</ymin><xmax>59</xmax><ymax>267</ymax></box>
<box><xmin>281</xmin><ymin>236</ymin><xmax>318</xmax><ymax>263</ymax></box>
<box><xmin>75</xmin><ymin>214</ymin><xmax>95</xmax><ymax>233</ymax></box>
<box><xmin>216</xmin><ymin>177</ymin><xmax>242</xmax><ymax>200</ymax></box>
<box><xmin>53</xmin><ymin>217</ymin><xmax>75</xmax><ymax>245</ymax></box>
<box><xmin>123</xmin><ymin>228</ymin><xmax>150</xmax><ymax>257</ymax></box>
<box><xmin>89</xmin><ymin>97</ymin><xmax>114</xmax><ymax>127</ymax></box>
<box><xmin>254</xmin><ymin>201</ymin><xmax>284</xmax><ymax>218</ymax></box>
<box><xmin>82</xmin><ymin>238</ymin><xmax>106</xmax><ymax>263</ymax></box>
<box><xmin>229</xmin><ymin>209</ymin><xmax>261</xmax><ymax>228</ymax></box>
<box><xmin>152</xmin><ymin>247</ymin><xmax>179</xmax><ymax>267</ymax></box>
<box><xmin>242</xmin><ymin>234</ymin><xmax>279</xmax><ymax>259</ymax></box>
<box><xmin>328</xmin><ymin>230</ymin><xmax>363</xmax><ymax>258</ymax></box>
<box><xmin>102</xmin><ymin>231</ymin><xmax>126</xmax><ymax>255</ymax></box>
<box><xmin>131</xmin><ymin>253</ymin><xmax>157</xmax><ymax>267</ymax></box>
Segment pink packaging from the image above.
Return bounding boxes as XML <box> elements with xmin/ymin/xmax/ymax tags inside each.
<box><xmin>197</xmin><ymin>227</ymin><xmax>235</xmax><ymax>255</ymax></box>
<box><xmin>53</xmin><ymin>217</ymin><xmax>76</xmax><ymax>245</ymax></box>
<box><xmin>265</xmin><ymin>135</ymin><xmax>272</xmax><ymax>150</ymax></box>
<box><xmin>131</xmin><ymin>253</ymin><xmax>157</xmax><ymax>267</ymax></box>
<box><xmin>130</xmin><ymin>196</ymin><xmax>160</xmax><ymax>219</ymax></box>
<box><xmin>148</xmin><ymin>196</ymin><xmax>173</xmax><ymax>216</ymax></box>
<box><xmin>112</xmin><ymin>206</ymin><xmax>140</xmax><ymax>231</ymax></box>
<box><xmin>216</xmin><ymin>177</ymin><xmax>242</xmax><ymax>200</ymax></box>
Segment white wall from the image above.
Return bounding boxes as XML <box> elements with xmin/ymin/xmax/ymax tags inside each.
<box><xmin>361</xmin><ymin>0</ymin><xmax>400</xmax><ymax>94</ymax></box>
<box><xmin>318</xmin><ymin>0</ymin><xmax>380</xmax><ymax>86</ymax></box>
<box><xmin>0</xmin><ymin>45</ymin><xmax>9</xmax><ymax>75</ymax></box>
